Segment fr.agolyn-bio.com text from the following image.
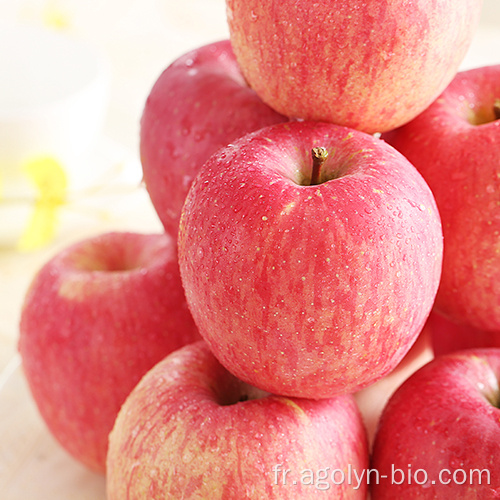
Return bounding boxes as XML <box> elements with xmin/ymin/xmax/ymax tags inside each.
<box><xmin>271</xmin><ymin>463</ymin><xmax>492</xmax><ymax>491</ymax></box>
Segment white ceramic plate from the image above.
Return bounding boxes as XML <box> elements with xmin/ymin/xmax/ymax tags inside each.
<box><xmin>0</xmin><ymin>355</ymin><xmax>106</xmax><ymax>500</ymax></box>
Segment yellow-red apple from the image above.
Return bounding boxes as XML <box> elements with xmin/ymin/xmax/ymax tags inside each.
<box><xmin>107</xmin><ymin>341</ymin><xmax>369</xmax><ymax>499</ymax></box>
<box><xmin>225</xmin><ymin>0</ymin><xmax>482</xmax><ymax>133</ymax></box>
<box><xmin>384</xmin><ymin>65</ymin><xmax>500</xmax><ymax>331</ymax></box>
<box><xmin>18</xmin><ymin>231</ymin><xmax>200</xmax><ymax>472</ymax></box>
<box><xmin>140</xmin><ymin>39</ymin><xmax>287</xmax><ymax>238</ymax></box>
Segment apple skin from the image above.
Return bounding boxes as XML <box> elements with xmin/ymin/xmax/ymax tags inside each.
<box><xmin>225</xmin><ymin>0</ymin><xmax>482</xmax><ymax>134</ymax></box>
<box><xmin>426</xmin><ymin>310</ymin><xmax>500</xmax><ymax>357</ymax></box>
<box><xmin>384</xmin><ymin>65</ymin><xmax>500</xmax><ymax>332</ymax></box>
<box><xmin>18</xmin><ymin>231</ymin><xmax>200</xmax><ymax>473</ymax></box>
<box><xmin>354</xmin><ymin>324</ymin><xmax>433</xmax><ymax>448</ymax></box>
<box><xmin>370</xmin><ymin>348</ymin><xmax>500</xmax><ymax>499</ymax></box>
<box><xmin>107</xmin><ymin>340</ymin><xmax>369</xmax><ymax>499</ymax></box>
<box><xmin>140</xmin><ymin>39</ymin><xmax>287</xmax><ymax>239</ymax></box>
<box><xmin>178</xmin><ymin>120</ymin><xmax>443</xmax><ymax>399</ymax></box>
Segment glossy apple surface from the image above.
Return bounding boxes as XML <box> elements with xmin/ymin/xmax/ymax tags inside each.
<box><xmin>140</xmin><ymin>39</ymin><xmax>287</xmax><ymax>238</ymax></box>
<box><xmin>225</xmin><ymin>0</ymin><xmax>482</xmax><ymax>133</ymax></box>
<box><xmin>371</xmin><ymin>348</ymin><xmax>500</xmax><ymax>498</ymax></box>
<box><xmin>18</xmin><ymin>231</ymin><xmax>200</xmax><ymax>472</ymax></box>
<box><xmin>178</xmin><ymin>121</ymin><xmax>443</xmax><ymax>398</ymax></box>
<box><xmin>384</xmin><ymin>65</ymin><xmax>500</xmax><ymax>332</ymax></box>
<box><xmin>426</xmin><ymin>310</ymin><xmax>500</xmax><ymax>357</ymax></box>
<box><xmin>107</xmin><ymin>341</ymin><xmax>369</xmax><ymax>499</ymax></box>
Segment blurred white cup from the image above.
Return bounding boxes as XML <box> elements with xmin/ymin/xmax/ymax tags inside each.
<box><xmin>0</xmin><ymin>22</ymin><xmax>110</xmax><ymax>250</ymax></box>
<box><xmin>0</xmin><ymin>21</ymin><xmax>110</xmax><ymax>191</ymax></box>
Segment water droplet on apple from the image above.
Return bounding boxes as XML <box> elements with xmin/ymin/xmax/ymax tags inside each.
<box><xmin>193</xmin><ymin>131</ymin><xmax>204</xmax><ymax>142</ymax></box>
<box><xmin>449</xmin><ymin>457</ymin><xmax>464</xmax><ymax>469</ymax></box>
<box><xmin>451</xmin><ymin>171</ymin><xmax>467</xmax><ymax>181</ymax></box>
<box><xmin>182</xmin><ymin>450</ymin><xmax>195</xmax><ymax>464</ymax></box>
<box><xmin>316</xmin><ymin>32</ymin><xmax>329</xmax><ymax>42</ymax></box>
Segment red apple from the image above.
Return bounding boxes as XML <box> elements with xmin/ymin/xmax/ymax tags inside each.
<box><xmin>178</xmin><ymin>120</ymin><xmax>443</xmax><ymax>399</ymax></box>
<box><xmin>354</xmin><ymin>324</ymin><xmax>434</xmax><ymax>448</ymax></box>
<box><xmin>427</xmin><ymin>310</ymin><xmax>500</xmax><ymax>357</ymax></box>
<box><xmin>371</xmin><ymin>348</ymin><xmax>500</xmax><ymax>498</ymax></box>
<box><xmin>18</xmin><ymin>231</ymin><xmax>200</xmax><ymax>473</ymax></box>
<box><xmin>140</xmin><ymin>39</ymin><xmax>287</xmax><ymax>238</ymax></box>
<box><xmin>384</xmin><ymin>64</ymin><xmax>500</xmax><ymax>332</ymax></box>
<box><xmin>107</xmin><ymin>340</ymin><xmax>369</xmax><ymax>499</ymax></box>
<box><xmin>225</xmin><ymin>0</ymin><xmax>482</xmax><ymax>134</ymax></box>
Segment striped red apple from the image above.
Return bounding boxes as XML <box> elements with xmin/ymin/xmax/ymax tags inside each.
<box><xmin>107</xmin><ymin>341</ymin><xmax>369</xmax><ymax>499</ymax></box>
<box><xmin>140</xmin><ymin>39</ymin><xmax>287</xmax><ymax>239</ymax></box>
<box><xmin>178</xmin><ymin>120</ymin><xmax>443</xmax><ymax>399</ymax></box>
<box><xmin>19</xmin><ymin>231</ymin><xmax>200</xmax><ymax>472</ymax></box>
<box><xmin>226</xmin><ymin>0</ymin><xmax>482</xmax><ymax>133</ymax></box>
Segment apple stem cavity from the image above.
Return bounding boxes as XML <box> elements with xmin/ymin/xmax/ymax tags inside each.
<box><xmin>485</xmin><ymin>390</ymin><xmax>500</xmax><ymax>409</ymax></box>
<box><xmin>310</xmin><ymin>147</ymin><xmax>329</xmax><ymax>186</ymax></box>
<box><xmin>494</xmin><ymin>99</ymin><xmax>500</xmax><ymax>121</ymax></box>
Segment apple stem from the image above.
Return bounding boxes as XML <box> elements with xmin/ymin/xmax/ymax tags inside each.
<box><xmin>310</xmin><ymin>147</ymin><xmax>328</xmax><ymax>186</ymax></box>
<box><xmin>494</xmin><ymin>99</ymin><xmax>500</xmax><ymax>121</ymax></box>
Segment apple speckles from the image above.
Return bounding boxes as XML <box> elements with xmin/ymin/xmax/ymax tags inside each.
<box><xmin>279</xmin><ymin>200</ymin><xmax>296</xmax><ymax>215</ymax></box>
<box><xmin>179</xmin><ymin>121</ymin><xmax>442</xmax><ymax>398</ymax></box>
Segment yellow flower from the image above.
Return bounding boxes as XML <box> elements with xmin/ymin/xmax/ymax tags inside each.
<box><xmin>42</xmin><ymin>0</ymin><xmax>71</xmax><ymax>30</ymax></box>
<box><xmin>18</xmin><ymin>156</ymin><xmax>68</xmax><ymax>252</ymax></box>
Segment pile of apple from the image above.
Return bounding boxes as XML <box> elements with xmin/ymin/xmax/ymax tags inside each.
<box><xmin>18</xmin><ymin>0</ymin><xmax>500</xmax><ymax>498</ymax></box>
